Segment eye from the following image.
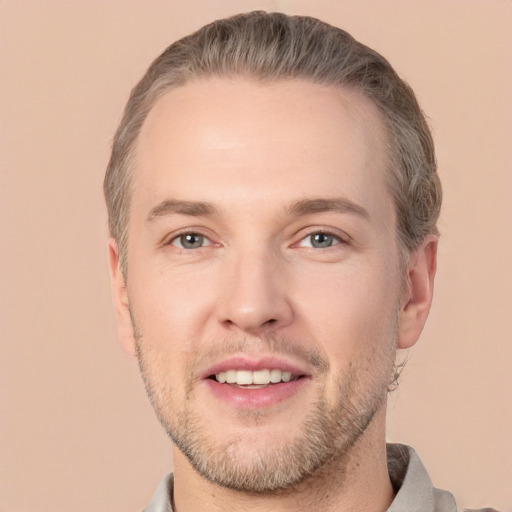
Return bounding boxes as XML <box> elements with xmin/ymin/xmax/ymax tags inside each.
<box><xmin>171</xmin><ymin>232</ymin><xmax>209</xmax><ymax>249</ymax></box>
<box><xmin>299</xmin><ymin>231</ymin><xmax>342</xmax><ymax>249</ymax></box>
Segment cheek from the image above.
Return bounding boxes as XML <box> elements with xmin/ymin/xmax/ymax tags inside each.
<box><xmin>293</xmin><ymin>261</ymin><xmax>400</xmax><ymax>361</ymax></box>
<box><xmin>296</xmin><ymin>266</ymin><xmax>399</xmax><ymax>405</ymax></box>
<box><xmin>127</xmin><ymin>263</ymin><xmax>220</xmax><ymax>351</ymax></box>
<box><xmin>127</xmin><ymin>263</ymin><xmax>229</xmax><ymax>417</ymax></box>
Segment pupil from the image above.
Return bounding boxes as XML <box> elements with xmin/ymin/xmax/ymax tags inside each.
<box><xmin>312</xmin><ymin>233</ymin><xmax>332</xmax><ymax>248</ymax></box>
<box><xmin>182</xmin><ymin>234</ymin><xmax>203</xmax><ymax>248</ymax></box>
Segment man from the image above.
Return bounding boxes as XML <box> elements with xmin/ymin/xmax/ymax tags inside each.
<box><xmin>104</xmin><ymin>11</ymin><xmax>494</xmax><ymax>512</ymax></box>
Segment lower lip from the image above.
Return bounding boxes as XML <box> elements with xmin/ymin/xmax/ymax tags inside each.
<box><xmin>204</xmin><ymin>378</ymin><xmax>308</xmax><ymax>409</ymax></box>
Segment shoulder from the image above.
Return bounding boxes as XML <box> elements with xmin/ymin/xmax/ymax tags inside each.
<box><xmin>387</xmin><ymin>444</ymin><xmax>500</xmax><ymax>512</ymax></box>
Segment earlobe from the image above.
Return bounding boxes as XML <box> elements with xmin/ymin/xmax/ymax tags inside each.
<box><xmin>107</xmin><ymin>239</ymin><xmax>137</xmax><ymax>357</ymax></box>
<box><xmin>397</xmin><ymin>235</ymin><xmax>438</xmax><ymax>349</ymax></box>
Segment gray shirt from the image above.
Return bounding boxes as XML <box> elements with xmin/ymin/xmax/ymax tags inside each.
<box><xmin>143</xmin><ymin>444</ymin><xmax>498</xmax><ymax>512</ymax></box>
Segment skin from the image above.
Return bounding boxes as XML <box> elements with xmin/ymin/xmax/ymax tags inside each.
<box><xmin>109</xmin><ymin>78</ymin><xmax>437</xmax><ymax>512</ymax></box>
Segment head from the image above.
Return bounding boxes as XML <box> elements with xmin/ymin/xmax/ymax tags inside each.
<box><xmin>104</xmin><ymin>11</ymin><xmax>441</xmax><ymax>274</ymax></box>
<box><xmin>105</xmin><ymin>12</ymin><xmax>440</xmax><ymax>495</ymax></box>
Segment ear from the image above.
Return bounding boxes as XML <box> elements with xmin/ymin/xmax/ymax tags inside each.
<box><xmin>397</xmin><ymin>235</ymin><xmax>438</xmax><ymax>349</ymax></box>
<box><xmin>107</xmin><ymin>238</ymin><xmax>137</xmax><ymax>357</ymax></box>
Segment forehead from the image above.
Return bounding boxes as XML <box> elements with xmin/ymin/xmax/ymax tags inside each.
<box><xmin>133</xmin><ymin>77</ymin><xmax>392</xmax><ymax>224</ymax></box>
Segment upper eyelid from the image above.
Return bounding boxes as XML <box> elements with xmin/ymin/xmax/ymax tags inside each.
<box><xmin>293</xmin><ymin>227</ymin><xmax>350</xmax><ymax>244</ymax></box>
<box><xmin>172</xmin><ymin>233</ymin><xmax>211</xmax><ymax>249</ymax></box>
<box><xmin>296</xmin><ymin>232</ymin><xmax>344</xmax><ymax>248</ymax></box>
<box><xmin>159</xmin><ymin>226</ymin><xmax>350</xmax><ymax>247</ymax></box>
<box><xmin>161</xmin><ymin>227</ymin><xmax>215</xmax><ymax>247</ymax></box>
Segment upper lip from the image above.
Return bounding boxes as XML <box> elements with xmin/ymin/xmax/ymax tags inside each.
<box><xmin>200</xmin><ymin>355</ymin><xmax>311</xmax><ymax>380</ymax></box>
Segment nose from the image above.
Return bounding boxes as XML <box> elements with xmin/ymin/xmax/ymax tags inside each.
<box><xmin>217</xmin><ymin>248</ymin><xmax>293</xmax><ymax>334</ymax></box>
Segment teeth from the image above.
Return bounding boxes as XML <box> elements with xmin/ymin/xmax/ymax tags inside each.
<box><xmin>281</xmin><ymin>371</ymin><xmax>292</xmax><ymax>382</ymax></box>
<box><xmin>215</xmin><ymin>369</ymin><xmax>296</xmax><ymax>386</ymax></box>
<box><xmin>270</xmin><ymin>369</ymin><xmax>282</xmax><ymax>383</ymax></box>
<box><xmin>225</xmin><ymin>370</ymin><xmax>237</xmax><ymax>384</ymax></box>
<box><xmin>253</xmin><ymin>369</ymin><xmax>270</xmax><ymax>384</ymax></box>
<box><xmin>236</xmin><ymin>370</ymin><xmax>253</xmax><ymax>385</ymax></box>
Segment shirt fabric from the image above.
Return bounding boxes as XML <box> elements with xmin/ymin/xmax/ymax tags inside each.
<box><xmin>142</xmin><ymin>443</ymin><xmax>498</xmax><ymax>512</ymax></box>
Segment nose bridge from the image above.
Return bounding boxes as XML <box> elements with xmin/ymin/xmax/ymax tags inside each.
<box><xmin>218</xmin><ymin>242</ymin><xmax>292</xmax><ymax>333</ymax></box>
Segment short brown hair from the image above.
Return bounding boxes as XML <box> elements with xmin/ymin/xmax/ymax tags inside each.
<box><xmin>104</xmin><ymin>11</ymin><xmax>441</xmax><ymax>272</ymax></box>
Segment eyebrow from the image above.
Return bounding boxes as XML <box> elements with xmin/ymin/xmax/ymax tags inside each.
<box><xmin>146</xmin><ymin>197</ymin><xmax>369</xmax><ymax>222</ymax></box>
<box><xmin>287</xmin><ymin>198</ymin><xmax>369</xmax><ymax>219</ymax></box>
<box><xmin>146</xmin><ymin>199</ymin><xmax>218</xmax><ymax>221</ymax></box>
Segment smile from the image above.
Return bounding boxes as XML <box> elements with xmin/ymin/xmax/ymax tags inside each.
<box><xmin>202</xmin><ymin>357</ymin><xmax>310</xmax><ymax>408</ymax></box>
<box><xmin>213</xmin><ymin>369</ymin><xmax>299</xmax><ymax>386</ymax></box>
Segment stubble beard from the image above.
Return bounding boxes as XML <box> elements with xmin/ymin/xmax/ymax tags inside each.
<box><xmin>172</xmin><ymin>368</ymin><xmax>388</xmax><ymax>493</ymax></box>
<box><xmin>133</xmin><ymin>320</ymin><xmax>398</xmax><ymax>494</ymax></box>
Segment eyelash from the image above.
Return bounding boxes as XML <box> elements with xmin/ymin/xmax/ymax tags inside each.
<box><xmin>167</xmin><ymin>230</ymin><xmax>213</xmax><ymax>250</ymax></box>
<box><xmin>296</xmin><ymin>230</ymin><xmax>345</xmax><ymax>249</ymax></box>
<box><xmin>165</xmin><ymin>228</ymin><xmax>347</xmax><ymax>251</ymax></box>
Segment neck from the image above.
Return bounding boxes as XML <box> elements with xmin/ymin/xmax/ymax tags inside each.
<box><xmin>171</xmin><ymin>405</ymin><xmax>394</xmax><ymax>512</ymax></box>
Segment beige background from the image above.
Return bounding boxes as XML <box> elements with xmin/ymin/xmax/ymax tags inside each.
<box><xmin>1</xmin><ymin>1</ymin><xmax>511</xmax><ymax>511</ymax></box>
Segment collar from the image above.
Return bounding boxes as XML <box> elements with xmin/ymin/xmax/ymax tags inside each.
<box><xmin>386</xmin><ymin>444</ymin><xmax>457</xmax><ymax>512</ymax></box>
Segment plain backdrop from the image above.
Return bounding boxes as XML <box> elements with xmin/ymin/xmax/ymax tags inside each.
<box><xmin>1</xmin><ymin>1</ymin><xmax>511</xmax><ymax>511</ymax></box>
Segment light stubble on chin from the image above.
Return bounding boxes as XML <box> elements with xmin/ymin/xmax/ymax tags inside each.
<box><xmin>173</xmin><ymin>366</ymin><xmax>386</xmax><ymax>493</ymax></box>
<box><xmin>131</xmin><ymin>315</ymin><xmax>398</xmax><ymax>494</ymax></box>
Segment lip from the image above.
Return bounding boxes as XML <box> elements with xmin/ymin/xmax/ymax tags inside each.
<box><xmin>205</xmin><ymin>378</ymin><xmax>308</xmax><ymax>408</ymax></box>
<box><xmin>200</xmin><ymin>355</ymin><xmax>312</xmax><ymax>409</ymax></box>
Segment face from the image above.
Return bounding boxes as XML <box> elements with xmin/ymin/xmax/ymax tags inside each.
<box><xmin>109</xmin><ymin>78</ymin><xmax>432</xmax><ymax>493</ymax></box>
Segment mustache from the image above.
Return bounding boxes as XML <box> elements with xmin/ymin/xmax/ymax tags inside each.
<box><xmin>187</xmin><ymin>333</ymin><xmax>330</xmax><ymax>374</ymax></box>
<box><xmin>129</xmin><ymin>307</ymin><xmax>329</xmax><ymax>373</ymax></box>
